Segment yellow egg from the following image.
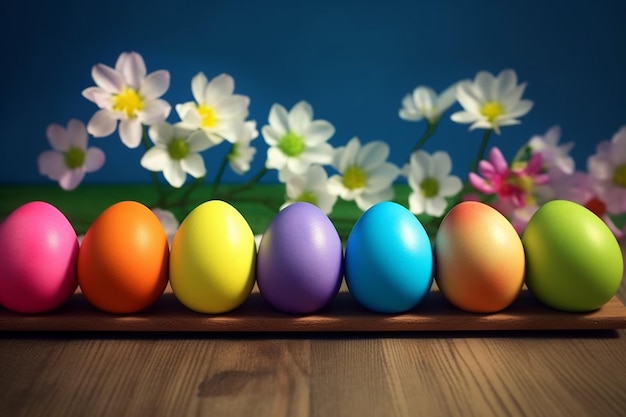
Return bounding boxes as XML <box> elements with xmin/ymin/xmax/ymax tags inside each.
<box><xmin>434</xmin><ymin>201</ymin><xmax>525</xmax><ymax>313</ymax></box>
<box><xmin>169</xmin><ymin>200</ymin><xmax>256</xmax><ymax>313</ymax></box>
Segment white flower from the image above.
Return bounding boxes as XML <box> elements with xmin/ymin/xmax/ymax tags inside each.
<box><xmin>280</xmin><ymin>165</ymin><xmax>338</xmax><ymax>215</ymax></box>
<box><xmin>406</xmin><ymin>151</ymin><xmax>462</xmax><ymax>217</ymax></box>
<box><xmin>82</xmin><ymin>51</ymin><xmax>171</xmax><ymax>148</ymax></box>
<box><xmin>262</xmin><ymin>101</ymin><xmax>335</xmax><ymax>182</ymax></box>
<box><xmin>176</xmin><ymin>72</ymin><xmax>251</xmax><ymax>146</ymax></box>
<box><xmin>140</xmin><ymin>122</ymin><xmax>212</xmax><ymax>188</ymax></box>
<box><xmin>327</xmin><ymin>137</ymin><xmax>401</xmax><ymax>211</ymax></box>
<box><xmin>37</xmin><ymin>119</ymin><xmax>105</xmax><ymax>190</ymax></box>
<box><xmin>451</xmin><ymin>69</ymin><xmax>533</xmax><ymax>134</ymax></box>
<box><xmin>587</xmin><ymin>126</ymin><xmax>626</xmax><ymax>214</ymax></box>
<box><xmin>151</xmin><ymin>208</ymin><xmax>179</xmax><ymax>247</ymax></box>
<box><xmin>228</xmin><ymin>121</ymin><xmax>258</xmax><ymax>175</ymax></box>
<box><xmin>528</xmin><ymin>125</ymin><xmax>574</xmax><ymax>174</ymax></box>
<box><xmin>399</xmin><ymin>83</ymin><xmax>459</xmax><ymax>124</ymax></box>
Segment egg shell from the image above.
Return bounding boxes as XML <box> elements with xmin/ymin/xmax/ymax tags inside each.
<box><xmin>256</xmin><ymin>202</ymin><xmax>343</xmax><ymax>314</ymax></box>
<box><xmin>78</xmin><ymin>201</ymin><xmax>169</xmax><ymax>314</ymax></box>
<box><xmin>522</xmin><ymin>199</ymin><xmax>623</xmax><ymax>312</ymax></box>
<box><xmin>0</xmin><ymin>201</ymin><xmax>79</xmax><ymax>313</ymax></box>
<box><xmin>434</xmin><ymin>201</ymin><xmax>525</xmax><ymax>313</ymax></box>
<box><xmin>170</xmin><ymin>200</ymin><xmax>256</xmax><ymax>314</ymax></box>
<box><xmin>344</xmin><ymin>201</ymin><xmax>433</xmax><ymax>313</ymax></box>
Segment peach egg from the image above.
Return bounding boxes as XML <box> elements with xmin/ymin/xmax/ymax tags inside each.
<box><xmin>434</xmin><ymin>201</ymin><xmax>525</xmax><ymax>313</ymax></box>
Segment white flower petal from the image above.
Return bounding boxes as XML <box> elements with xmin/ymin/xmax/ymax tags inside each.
<box><xmin>140</xmin><ymin>147</ymin><xmax>170</xmax><ymax>172</ymax></box>
<box><xmin>204</xmin><ymin>74</ymin><xmax>235</xmax><ymax>104</ymax></box>
<box><xmin>181</xmin><ymin>153</ymin><xmax>206</xmax><ymax>178</ymax></box>
<box><xmin>87</xmin><ymin>109</ymin><xmax>118</xmax><ymax>138</ymax></box>
<box><xmin>187</xmin><ymin>130</ymin><xmax>213</xmax><ymax>152</ymax></box>
<box><xmin>117</xmin><ymin>52</ymin><xmax>147</xmax><ymax>90</ymax></box>
<box><xmin>356</xmin><ymin>141</ymin><xmax>389</xmax><ymax>171</ymax></box>
<box><xmin>91</xmin><ymin>64</ymin><xmax>123</xmax><ymax>93</ymax></box>
<box><xmin>302</xmin><ymin>143</ymin><xmax>334</xmax><ymax>165</ymax></box>
<box><xmin>268</xmin><ymin>103</ymin><xmax>289</xmax><ymax>136</ymax></box>
<box><xmin>138</xmin><ymin>99</ymin><xmax>171</xmax><ymax>125</ymax></box>
<box><xmin>38</xmin><ymin>151</ymin><xmax>66</xmax><ymax>178</ymax></box>
<box><xmin>59</xmin><ymin>169</ymin><xmax>85</xmax><ymax>191</ymax></box>
<box><xmin>67</xmin><ymin>119</ymin><xmax>88</xmax><ymax>149</ymax></box>
<box><xmin>357</xmin><ymin>188</ymin><xmax>393</xmax><ymax>211</ymax></box>
<box><xmin>261</xmin><ymin>125</ymin><xmax>281</xmax><ymax>146</ymax></box>
<box><xmin>366</xmin><ymin>163</ymin><xmax>400</xmax><ymax>192</ymax></box>
<box><xmin>149</xmin><ymin>122</ymin><xmax>174</xmax><ymax>145</ymax></box>
<box><xmin>266</xmin><ymin>146</ymin><xmax>288</xmax><ymax>170</ymax></box>
<box><xmin>288</xmin><ymin>101</ymin><xmax>313</xmax><ymax>135</ymax></box>
<box><xmin>81</xmin><ymin>87</ymin><xmax>112</xmax><ymax>108</ymax></box>
<box><xmin>119</xmin><ymin>118</ymin><xmax>143</xmax><ymax>148</ymax></box>
<box><xmin>439</xmin><ymin>176</ymin><xmax>463</xmax><ymax>196</ymax></box>
<box><xmin>431</xmin><ymin>151</ymin><xmax>453</xmax><ymax>179</ymax></box>
<box><xmin>450</xmin><ymin>110</ymin><xmax>479</xmax><ymax>124</ymax></box>
<box><xmin>163</xmin><ymin>160</ymin><xmax>186</xmax><ymax>188</ymax></box>
<box><xmin>408</xmin><ymin>192</ymin><xmax>426</xmax><ymax>215</ymax></box>
<box><xmin>191</xmin><ymin>72</ymin><xmax>208</xmax><ymax>104</ymax></box>
<box><xmin>425</xmin><ymin>196</ymin><xmax>447</xmax><ymax>217</ymax></box>
<box><xmin>141</xmin><ymin>70</ymin><xmax>170</xmax><ymax>100</ymax></box>
<box><xmin>84</xmin><ymin>147</ymin><xmax>105</xmax><ymax>173</ymax></box>
<box><xmin>215</xmin><ymin>95</ymin><xmax>250</xmax><ymax>119</ymax></box>
<box><xmin>304</xmin><ymin>120</ymin><xmax>335</xmax><ymax>145</ymax></box>
<box><xmin>46</xmin><ymin>124</ymin><xmax>71</xmax><ymax>151</ymax></box>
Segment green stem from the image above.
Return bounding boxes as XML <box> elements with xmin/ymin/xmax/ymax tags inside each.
<box><xmin>141</xmin><ymin>129</ymin><xmax>167</xmax><ymax>206</ymax></box>
<box><xmin>178</xmin><ymin>176</ymin><xmax>205</xmax><ymax>207</ymax></box>
<box><xmin>211</xmin><ymin>151</ymin><xmax>231</xmax><ymax>198</ymax></box>
<box><xmin>408</xmin><ymin>121</ymin><xmax>438</xmax><ymax>161</ymax></box>
<box><xmin>472</xmin><ymin>129</ymin><xmax>493</xmax><ymax>172</ymax></box>
<box><xmin>217</xmin><ymin>167</ymin><xmax>269</xmax><ymax>199</ymax></box>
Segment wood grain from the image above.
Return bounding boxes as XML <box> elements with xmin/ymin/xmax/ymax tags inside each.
<box><xmin>2</xmin><ymin>261</ymin><xmax>626</xmax><ymax>416</ymax></box>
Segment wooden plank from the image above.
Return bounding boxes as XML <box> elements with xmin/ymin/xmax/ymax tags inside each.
<box><xmin>1</xmin><ymin>287</ymin><xmax>625</xmax><ymax>332</ymax></box>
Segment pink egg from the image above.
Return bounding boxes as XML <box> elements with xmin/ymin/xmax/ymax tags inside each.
<box><xmin>0</xmin><ymin>201</ymin><xmax>79</xmax><ymax>313</ymax></box>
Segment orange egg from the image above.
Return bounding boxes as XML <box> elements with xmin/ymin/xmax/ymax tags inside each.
<box><xmin>78</xmin><ymin>201</ymin><xmax>169</xmax><ymax>314</ymax></box>
<box><xmin>434</xmin><ymin>201</ymin><xmax>525</xmax><ymax>313</ymax></box>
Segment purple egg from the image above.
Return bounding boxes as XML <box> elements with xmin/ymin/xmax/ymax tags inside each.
<box><xmin>256</xmin><ymin>202</ymin><xmax>343</xmax><ymax>314</ymax></box>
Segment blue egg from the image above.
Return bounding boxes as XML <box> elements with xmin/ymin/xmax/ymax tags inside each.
<box><xmin>344</xmin><ymin>201</ymin><xmax>433</xmax><ymax>313</ymax></box>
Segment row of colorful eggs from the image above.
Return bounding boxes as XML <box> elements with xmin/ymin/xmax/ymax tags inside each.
<box><xmin>0</xmin><ymin>198</ymin><xmax>623</xmax><ymax>316</ymax></box>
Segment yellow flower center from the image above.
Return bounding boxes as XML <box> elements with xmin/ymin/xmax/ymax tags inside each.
<box><xmin>343</xmin><ymin>165</ymin><xmax>367</xmax><ymax>190</ymax></box>
<box><xmin>296</xmin><ymin>191</ymin><xmax>318</xmax><ymax>205</ymax></box>
<box><xmin>168</xmin><ymin>138</ymin><xmax>189</xmax><ymax>161</ymax></box>
<box><xmin>112</xmin><ymin>87</ymin><xmax>144</xmax><ymax>118</ymax></box>
<box><xmin>420</xmin><ymin>177</ymin><xmax>439</xmax><ymax>198</ymax></box>
<box><xmin>612</xmin><ymin>165</ymin><xmax>626</xmax><ymax>188</ymax></box>
<box><xmin>64</xmin><ymin>147</ymin><xmax>85</xmax><ymax>169</ymax></box>
<box><xmin>480</xmin><ymin>101</ymin><xmax>505</xmax><ymax>122</ymax></box>
<box><xmin>197</xmin><ymin>105</ymin><xmax>218</xmax><ymax>128</ymax></box>
<box><xmin>278</xmin><ymin>131</ymin><xmax>305</xmax><ymax>157</ymax></box>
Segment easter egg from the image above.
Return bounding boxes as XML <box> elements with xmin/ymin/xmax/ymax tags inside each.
<box><xmin>344</xmin><ymin>201</ymin><xmax>433</xmax><ymax>313</ymax></box>
<box><xmin>256</xmin><ymin>202</ymin><xmax>343</xmax><ymax>314</ymax></box>
<box><xmin>78</xmin><ymin>201</ymin><xmax>169</xmax><ymax>314</ymax></box>
<box><xmin>0</xmin><ymin>201</ymin><xmax>79</xmax><ymax>313</ymax></box>
<box><xmin>522</xmin><ymin>199</ymin><xmax>623</xmax><ymax>312</ymax></box>
<box><xmin>435</xmin><ymin>201</ymin><xmax>525</xmax><ymax>313</ymax></box>
<box><xmin>169</xmin><ymin>200</ymin><xmax>256</xmax><ymax>314</ymax></box>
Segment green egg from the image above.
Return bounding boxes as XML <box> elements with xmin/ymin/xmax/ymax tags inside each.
<box><xmin>522</xmin><ymin>200</ymin><xmax>623</xmax><ymax>312</ymax></box>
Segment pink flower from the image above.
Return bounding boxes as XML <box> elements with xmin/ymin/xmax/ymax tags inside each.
<box><xmin>37</xmin><ymin>119</ymin><xmax>105</xmax><ymax>190</ymax></box>
<box><xmin>469</xmin><ymin>147</ymin><xmax>549</xmax><ymax>208</ymax></box>
<box><xmin>587</xmin><ymin>126</ymin><xmax>626</xmax><ymax>215</ymax></box>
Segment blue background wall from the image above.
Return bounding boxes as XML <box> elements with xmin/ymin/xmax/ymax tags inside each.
<box><xmin>1</xmin><ymin>0</ymin><xmax>625</xmax><ymax>185</ymax></box>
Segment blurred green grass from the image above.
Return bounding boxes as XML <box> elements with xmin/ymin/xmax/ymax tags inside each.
<box><xmin>0</xmin><ymin>183</ymin><xmax>414</xmax><ymax>240</ymax></box>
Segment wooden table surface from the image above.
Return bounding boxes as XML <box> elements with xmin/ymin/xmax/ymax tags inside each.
<box><xmin>2</xmin><ymin>283</ymin><xmax>626</xmax><ymax>417</ymax></box>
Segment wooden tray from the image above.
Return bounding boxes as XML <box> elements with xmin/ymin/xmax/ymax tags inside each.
<box><xmin>1</xmin><ymin>286</ymin><xmax>626</xmax><ymax>332</ymax></box>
